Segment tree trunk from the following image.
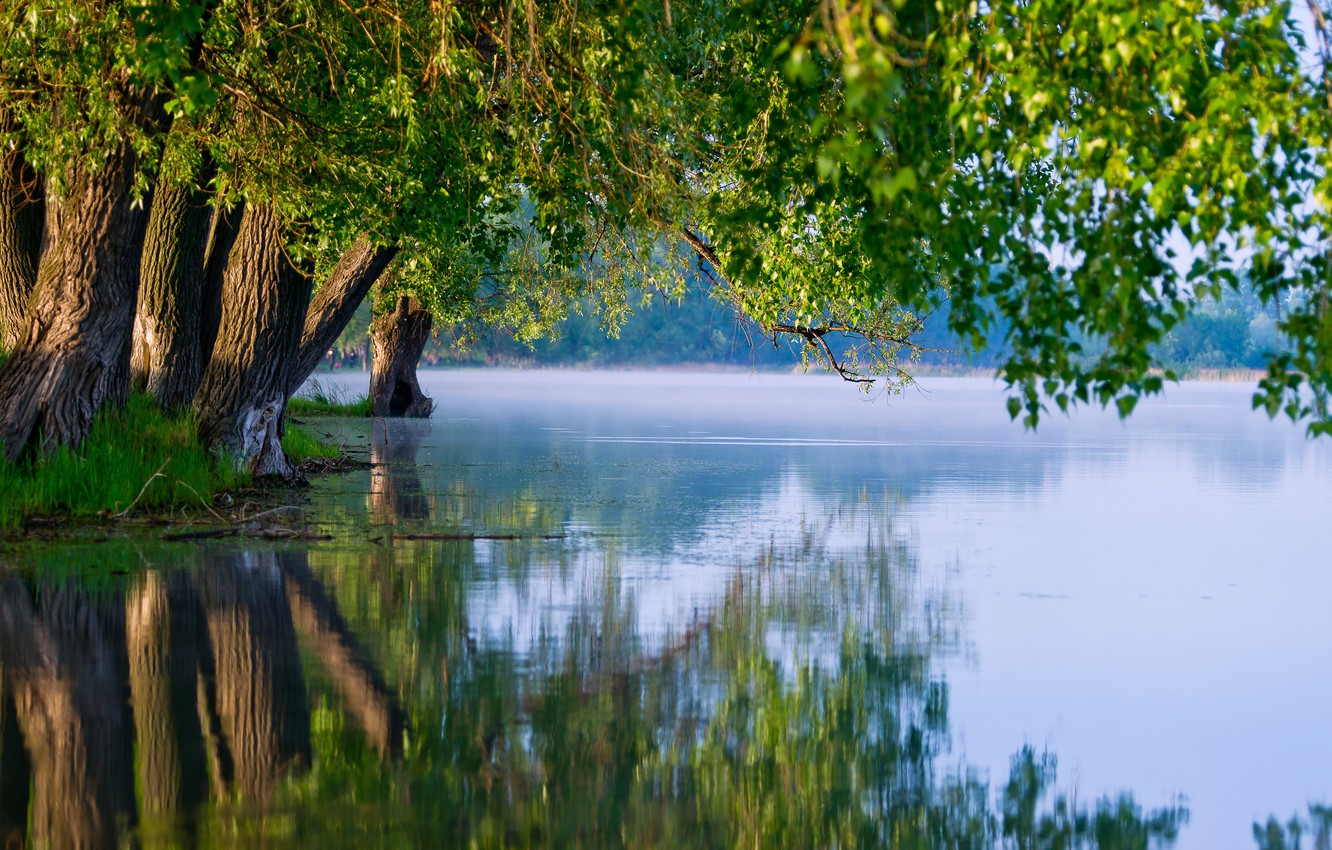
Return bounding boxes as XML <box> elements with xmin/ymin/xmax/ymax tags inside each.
<box><xmin>193</xmin><ymin>204</ymin><xmax>311</xmax><ymax>479</ymax></box>
<box><xmin>130</xmin><ymin>179</ymin><xmax>215</xmax><ymax>411</ymax></box>
<box><xmin>0</xmin><ymin>72</ymin><xmax>171</xmax><ymax>462</ymax></box>
<box><xmin>0</xmin><ymin>143</ymin><xmax>43</xmax><ymax>353</ymax></box>
<box><xmin>283</xmin><ymin>556</ymin><xmax>405</xmax><ymax>759</ymax></box>
<box><xmin>0</xmin><ymin>580</ymin><xmax>137</xmax><ymax>849</ymax></box>
<box><xmin>199</xmin><ymin>203</ymin><xmax>242</xmax><ymax>368</ymax></box>
<box><xmin>0</xmin><ymin>128</ymin><xmax>160</xmax><ymax>461</ymax></box>
<box><xmin>286</xmin><ymin>236</ymin><xmax>398</xmax><ymax>396</ymax></box>
<box><xmin>196</xmin><ymin>549</ymin><xmax>311</xmax><ymax>803</ymax></box>
<box><xmin>126</xmin><ymin>571</ymin><xmax>209</xmax><ymax>826</ymax></box>
<box><xmin>370</xmin><ymin>295</ymin><xmax>434</xmax><ymax>418</ymax></box>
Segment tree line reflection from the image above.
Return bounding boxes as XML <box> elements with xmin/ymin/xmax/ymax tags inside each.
<box><xmin>0</xmin><ymin>548</ymin><xmax>402</xmax><ymax>848</ymax></box>
<box><xmin>0</xmin><ymin>439</ymin><xmax>1201</xmax><ymax>848</ymax></box>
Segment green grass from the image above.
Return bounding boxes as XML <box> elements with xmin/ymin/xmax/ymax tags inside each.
<box><xmin>288</xmin><ymin>379</ymin><xmax>373</xmax><ymax>417</ymax></box>
<box><xmin>0</xmin><ymin>394</ymin><xmax>342</xmax><ymax>530</ymax></box>
<box><xmin>282</xmin><ymin>422</ymin><xmax>341</xmax><ymax>461</ymax></box>
<box><xmin>0</xmin><ymin>393</ymin><xmax>253</xmax><ymax>529</ymax></box>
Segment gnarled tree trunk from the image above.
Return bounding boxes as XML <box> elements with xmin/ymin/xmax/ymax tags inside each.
<box><xmin>193</xmin><ymin>204</ymin><xmax>310</xmax><ymax>479</ymax></box>
<box><xmin>0</xmin><ymin>143</ymin><xmax>157</xmax><ymax>461</ymax></box>
<box><xmin>0</xmin><ymin>73</ymin><xmax>170</xmax><ymax>461</ymax></box>
<box><xmin>130</xmin><ymin>178</ymin><xmax>215</xmax><ymax>411</ymax></box>
<box><xmin>370</xmin><ymin>295</ymin><xmax>434</xmax><ymax>418</ymax></box>
<box><xmin>286</xmin><ymin>236</ymin><xmax>398</xmax><ymax>397</ymax></box>
<box><xmin>0</xmin><ymin>142</ymin><xmax>43</xmax><ymax>353</ymax></box>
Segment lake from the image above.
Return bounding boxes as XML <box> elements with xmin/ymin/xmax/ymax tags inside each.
<box><xmin>1</xmin><ymin>369</ymin><xmax>1327</xmax><ymax>848</ymax></box>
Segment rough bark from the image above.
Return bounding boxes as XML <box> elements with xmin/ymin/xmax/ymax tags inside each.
<box><xmin>126</xmin><ymin>571</ymin><xmax>209</xmax><ymax>822</ymax></box>
<box><xmin>0</xmin><ymin>580</ymin><xmax>137</xmax><ymax>849</ymax></box>
<box><xmin>286</xmin><ymin>236</ymin><xmax>398</xmax><ymax>396</ymax></box>
<box><xmin>0</xmin><ymin>143</ymin><xmax>166</xmax><ymax>461</ymax></box>
<box><xmin>370</xmin><ymin>295</ymin><xmax>434</xmax><ymax>418</ymax></box>
<box><xmin>199</xmin><ymin>203</ymin><xmax>242</xmax><ymax>367</ymax></box>
<box><xmin>197</xmin><ymin>550</ymin><xmax>311</xmax><ymax>802</ymax></box>
<box><xmin>370</xmin><ymin>420</ymin><xmax>430</xmax><ymax>523</ymax></box>
<box><xmin>193</xmin><ymin>204</ymin><xmax>311</xmax><ymax>478</ymax></box>
<box><xmin>283</xmin><ymin>556</ymin><xmax>405</xmax><ymax>759</ymax></box>
<box><xmin>130</xmin><ymin>178</ymin><xmax>215</xmax><ymax>410</ymax></box>
<box><xmin>0</xmin><ymin>79</ymin><xmax>169</xmax><ymax>461</ymax></box>
<box><xmin>0</xmin><ymin>143</ymin><xmax>43</xmax><ymax>352</ymax></box>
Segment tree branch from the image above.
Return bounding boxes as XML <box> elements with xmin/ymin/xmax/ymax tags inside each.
<box><xmin>679</xmin><ymin>227</ymin><xmax>957</xmax><ymax>385</ymax></box>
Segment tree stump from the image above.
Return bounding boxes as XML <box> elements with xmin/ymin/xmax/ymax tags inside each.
<box><xmin>370</xmin><ymin>295</ymin><xmax>434</xmax><ymax>418</ymax></box>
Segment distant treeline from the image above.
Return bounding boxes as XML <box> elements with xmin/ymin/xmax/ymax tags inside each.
<box><xmin>327</xmin><ymin>276</ymin><xmax>1287</xmax><ymax>377</ymax></box>
<box><xmin>425</xmin><ymin>283</ymin><xmax>803</xmax><ymax>370</ymax></box>
<box><xmin>906</xmin><ymin>285</ymin><xmax>1285</xmax><ymax>375</ymax></box>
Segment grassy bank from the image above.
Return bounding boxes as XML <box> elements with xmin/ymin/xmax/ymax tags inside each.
<box><xmin>288</xmin><ymin>380</ymin><xmax>373</xmax><ymax>417</ymax></box>
<box><xmin>0</xmin><ymin>393</ymin><xmax>336</xmax><ymax>530</ymax></box>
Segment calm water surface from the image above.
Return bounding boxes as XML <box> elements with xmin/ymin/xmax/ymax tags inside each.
<box><xmin>1</xmin><ymin>370</ymin><xmax>1328</xmax><ymax>848</ymax></box>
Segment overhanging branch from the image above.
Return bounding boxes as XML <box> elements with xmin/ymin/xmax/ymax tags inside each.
<box><xmin>679</xmin><ymin>226</ymin><xmax>957</xmax><ymax>386</ymax></box>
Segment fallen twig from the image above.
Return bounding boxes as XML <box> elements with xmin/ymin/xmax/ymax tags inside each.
<box><xmin>240</xmin><ymin>505</ymin><xmax>309</xmax><ymax>524</ymax></box>
<box><xmin>162</xmin><ymin>528</ymin><xmax>241</xmax><ymax>542</ymax></box>
<box><xmin>174</xmin><ymin>480</ymin><xmax>232</xmax><ymax>523</ymax></box>
<box><xmin>114</xmin><ymin>459</ymin><xmax>171</xmax><ymax>518</ymax></box>
<box><xmin>391</xmin><ymin>532</ymin><xmax>567</xmax><ymax>541</ymax></box>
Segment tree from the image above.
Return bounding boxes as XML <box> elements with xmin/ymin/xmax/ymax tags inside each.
<box><xmin>370</xmin><ymin>294</ymin><xmax>435</xmax><ymax>418</ymax></box>
<box><xmin>129</xmin><ymin>144</ymin><xmax>218</xmax><ymax>412</ymax></box>
<box><xmin>676</xmin><ymin>0</ymin><xmax>1313</xmax><ymax>425</ymax></box>
<box><xmin>0</xmin><ymin>0</ymin><xmax>473</xmax><ymax>469</ymax></box>
<box><xmin>391</xmin><ymin>0</ymin><xmax>1325</xmax><ymax>435</ymax></box>
<box><xmin>1</xmin><ymin>0</ymin><xmax>1329</xmax><ymax>475</ymax></box>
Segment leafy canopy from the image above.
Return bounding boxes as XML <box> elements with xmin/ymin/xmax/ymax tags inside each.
<box><xmin>3</xmin><ymin>0</ymin><xmax>1330</xmax><ymax>429</ymax></box>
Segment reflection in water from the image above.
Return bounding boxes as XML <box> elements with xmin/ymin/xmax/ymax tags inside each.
<box><xmin>14</xmin><ymin>380</ymin><xmax>1284</xmax><ymax>845</ymax></box>
<box><xmin>198</xmin><ymin>550</ymin><xmax>312</xmax><ymax>801</ymax></box>
<box><xmin>0</xmin><ymin>549</ymin><xmax>404</xmax><ymax>848</ymax></box>
<box><xmin>126</xmin><ymin>571</ymin><xmax>208</xmax><ymax>836</ymax></box>
<box><xmin>369</xmin><ymin>419</ymin><xmax>431</xmax><ymax>524</ymax></box>
<box><xmin>0</xmin><ymin>580</ymin><xmax>134</xmax><ymax>848</ymax></box>
<box><xmin>1253</xmin><ymin>808</ymin><xmax>1332</xmax><ymax>850</ymax></box>
<box><xmin>0</xmin><ymin>522</ymin><xmax>1188</xmax><ymax>848</ymax></box>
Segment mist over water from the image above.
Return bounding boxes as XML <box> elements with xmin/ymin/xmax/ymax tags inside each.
<box><xmin>2</xmin><ymin>369</ymin><xmax>1328</xmax><ymax>846</ymax></box>
<box><xmin>337</xmin><ymin>369</ymin><xmax>1329</xmax><ymax>849</ymax></box>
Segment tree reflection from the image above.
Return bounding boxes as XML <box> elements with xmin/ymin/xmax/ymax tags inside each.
<box><xmin>1253</xmin><ymin>806</ymin><xmax>1332</xmax><ymax>850</ymax></box>
<box><xmin>369</xmin><ymin>419</ymin><xmax>431</xmax><ymax>524</ymax></box>
<box><xmin>0</xmin><ymin>580</ymin><xmax>136</xmax><ymax>848</ymax></box>
<box><xmin>301</xmin><ymin>489</ymin><xmax>1188</xmax><ymax>849</ymax></box>
<box><xmin>197</xmin><ymin>549</ymin><xmax>312</xmax><ymax>801</ymax></box>
<box><xmin>0</xmin><ymin>510</ymin><xmax>1187</xmax><ymax>847</ymax></box>
<box><xmin>126</xmin><ymin>570</ymin><xmax>209</xmax><ymax>838</ymax></box>
<box><xmin>0</xmin><ymin>671</ymin><xmax>28</xmax><ymax>849</ymax></box>
<box><xmin>0</xmin><ymin>547</ymin><xmax>404</xmax><ymax>847</ymax></box>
